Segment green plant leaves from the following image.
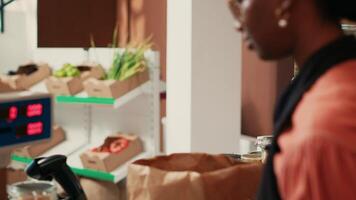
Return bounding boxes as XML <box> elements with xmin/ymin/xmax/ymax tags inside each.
<box><xmin>107</xmin><ymin>37</ymin><xmax>153</xmax><ymax>81</ymax></box>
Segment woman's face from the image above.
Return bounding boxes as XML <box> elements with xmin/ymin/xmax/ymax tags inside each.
<box><xmin>228</xmin><ymin>0</ymin><xmax>294</xmax><ymax>60</ymax></box>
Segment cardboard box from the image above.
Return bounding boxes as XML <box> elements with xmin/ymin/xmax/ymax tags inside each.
<box><xmin>80</xmin><ymin>65</ymin><xmax>106</xmax><ymax>80</ymax></box>
<box><xmin>0</xmin><ymin>80</ymin><xmax>14</xmax><ymax>93</ymax></box>
<box><xmin>84</xmin><ymin>69</ymin><xmax>149</xmax><ymax>99</ymax></box>
<box><xmin>45</xmin><ymin>65</ymin><xmax>105</xmax><ymax>96</ymax></box>
<box><xmin>7</xmin><ymin>169</ymin><xmax>28</xmax><ymax>185</ymax></box>
<box><xmin>13</xmin><ymin>126</ymin><xmax>66</xmax><ymax>158</ymax></box>
<box><xmin>80</xmin><ymin>178</ymin><xmax>121</xmax><ymax>200</ymax></box>
<box><xmin>80</xmin><ymin>134</ymin><xmax>143</xmax><ymax>172</ymax></box>
<box><xmin>0</xmin><ymin>63</ymin><xmax>51</xmax><ymax>90</ymax></box>
<box><xmin>45</xmin><ymin>77</ymin><xmax>84</xmax><ymax>96</ymax></box>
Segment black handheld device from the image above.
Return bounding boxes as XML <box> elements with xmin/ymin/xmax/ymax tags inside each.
<box><xmin>25</xmin><ymin>155</ymin><xmax>86</xmax><ymax>200</ymax></box>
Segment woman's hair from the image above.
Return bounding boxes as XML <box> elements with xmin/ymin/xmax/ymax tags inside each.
<box><xmin>318</xmin><ymin>0</ymin><xmax>356</xmax><ymax>21</ymax></box>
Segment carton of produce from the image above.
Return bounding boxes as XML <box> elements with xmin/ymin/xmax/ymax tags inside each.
<box><xmin>84</xmin><ymin>40</ymin><xmax>152</xmax><ymax>99</ymax></box>
<box><xmin>0</xmin><ymin>63</ymin><xmax>51</xmax><ymax>90</ymax></box>
<box><xmin>80</xmin><ymin>134</ymin><xmax>143</xmax><ymax>172</ymax></box>
<box><xmin>45</xmin><ymin>64</ymin><xmax>105</xmax><ymax>96</ymax></box>
<box><xmin>6</xmin><ymin>169</ymin><xmax>28</xmax><ymax>185</ymax></box>
<box><xmin>12</xmin><ymin>126</ymin><xmax>66</xmax><ymax>158</ymax></box>
<box><xmin>84</xmin><ymin>69</ymin><xmax>149</xmax><ymax>99</ymax></box>
<box><xmin>0</xmin><ymin>79</ymin><xmax>13</xmax><ymax>93</ymax></box>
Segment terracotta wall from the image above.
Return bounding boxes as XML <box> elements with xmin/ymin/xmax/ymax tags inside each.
<box><xmin>242</xmin><ymin>44</ymin><xmax>294</xmax><ymax>137</ymax></box>
<box><xmin>38</xmin><ymin>0</ymin><xmax>167</xmax><ymax>81</ymax></box>
<box><xmin>38</xmin><ymin>0</ymin><xmax>118</xmax><ymax>47</ymax></box>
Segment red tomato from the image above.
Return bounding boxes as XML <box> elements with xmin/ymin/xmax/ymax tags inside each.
<box><xmin>110</xmin><ymin>138</ymin><xmax>129</xmax><ymax>153</ymax></box>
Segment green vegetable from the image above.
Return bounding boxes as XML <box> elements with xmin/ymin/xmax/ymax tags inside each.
<box><xmin>54</xmin><ymin>70</ymin><xmax>65</xmax><ymax>78</ymax></box>
<box><xmin>53</xmin><ymin>63</ymin><xmax>81</xmax><ymax>78</ymax></box>
<box><xmin>106</xmin><ymin>36</ymin><xmax>153</xmax><ymax>81</ymax></box>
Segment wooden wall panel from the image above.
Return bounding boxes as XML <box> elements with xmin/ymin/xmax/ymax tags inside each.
<box><xmin>38</xmin><ymin>0</ymin><xmax>118</xmax><ymax>47</ymax></box>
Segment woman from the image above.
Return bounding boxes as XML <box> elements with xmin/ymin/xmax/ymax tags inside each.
<box><xmin>228</xmin><ymin>0</ymin><xmax>356</xmax><ymax>199</ymax></box>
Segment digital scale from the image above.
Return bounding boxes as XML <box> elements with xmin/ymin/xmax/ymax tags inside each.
<box><xmin>0</xmin><ymin>92</ymin><xmax>86</xmax><ymax>200</ymax></box>
<box><xmin>0</xmin><ymin>91</ymin><xmax>52</xmax><ymax>150</ymax></box>
<box><xmin>0</xmin><ymin>91</ymin><xmax>53</xmax><ymax>199</ymax></box>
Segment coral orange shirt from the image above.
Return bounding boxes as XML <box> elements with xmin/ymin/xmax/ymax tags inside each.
<box><xmin>274</xmin><ymin>60</ymin><xmax>356</xmax><ymax>200</ymax></box>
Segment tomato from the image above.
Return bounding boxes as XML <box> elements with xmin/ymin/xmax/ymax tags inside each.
<box><xmin>110</xmin><ymin>138</ymin><xmax>129</xmax><ymax>153</ymax></box>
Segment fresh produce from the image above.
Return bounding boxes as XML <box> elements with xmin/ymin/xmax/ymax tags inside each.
<box><xmin>107</xmin><ymin>37</ymin><xmax>153</xmax><ymax>81</ymax></box>
<box><xmin>7</xmin><ymin>64</ymin><xmax>38</xmax><ymax>76</ymax></box>
<box><xmin>54</xmin><ymin>63</ymin><xmax>81</xmax><ymax>78</ymax></box>
<box><xmin>76</xmin><ymin>66</ymin><xmax>91</xmax><ymax>72</ymax></box>
<box><xmin>91</xmin><ymin>137</ymin><xmax>130</xmax><ymax>154</ymax></box>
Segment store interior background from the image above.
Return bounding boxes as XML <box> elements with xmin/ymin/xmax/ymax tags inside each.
<box><xmin>0</xmin><ymin>0</ymin><xmax>294</xmax><ymax>157</ymax></box>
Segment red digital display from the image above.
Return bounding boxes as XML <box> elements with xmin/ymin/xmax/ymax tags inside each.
<box><xmin>0</xmin><ymin>97</ymin><xmax>51</xmax><ymax>146</ymax></box>
<box><xmin>27</xmin><ymin>122</ymin><xmax>43</xmax><ymax>135</ymax></box>
<box><xmin>1</xmin><ymin>103</ymin><xmax>44</xmax><ymax>121</ymax></box>
<box><xmin>27</xmin><ymin>104</ymin><xmax>43</xmax><ymax>117</ymax></box>
<box><xmin>8</xmin><ymin>106</ymin><xmax>18</xmax><ymax>120</ymax></box>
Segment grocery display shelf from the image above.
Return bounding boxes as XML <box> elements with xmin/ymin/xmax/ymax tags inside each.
<box><xmin>11</xmin><ymin>49</ymin><xmax>161</xmax><ymax>184</ymax></box>
<box><xmin>41</xmin><ymin>138</ymin><xmax>89</xmax><ymax>158</ymax></box>
<box><xmin>56</xmin><ymin>96</ymin><xmax>115</xmax><ymax>105</ymax></box>
<box><xmin>56</xmin><ymin>82</ymin><xmax>152</xmax><ymax>108</ymax></box>
<box><xmin>69</xmin><ymin>148</ymin><xmax>152</xmax><ymax>183</ymax></box>
<box><xmin>11</xmin><ymin>151</ymin><xmax>151</xmax><ymax>183</ymax></box>
<box><xmin>55</xmin><ymin>81</ymin><xmax>166</xmax><ymax>108</ymax></box>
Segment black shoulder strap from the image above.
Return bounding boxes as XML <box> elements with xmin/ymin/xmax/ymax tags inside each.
<box><xmin>258</xmin><ymin>36</ymin><xmax>356</xmax><ymax>200</ymax></box>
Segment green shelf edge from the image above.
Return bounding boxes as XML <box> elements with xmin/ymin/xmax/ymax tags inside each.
<box><xmin>56</xmin><ymin>96</ymin><xmax>115</xmax><ymax>105</ymax></box>
<box><xmin>11</xmin><ymin>155</ymin><xmax>115</xmax><ymax>182</ymax></box>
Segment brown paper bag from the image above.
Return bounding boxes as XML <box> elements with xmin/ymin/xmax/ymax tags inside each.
<box><xmin>127</xmin><ymin>153</ymin><xmax>262</xmax><ymax>200</ymax></box>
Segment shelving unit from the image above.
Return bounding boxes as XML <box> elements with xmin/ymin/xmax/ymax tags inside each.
<box><xmin>55</xmin><ymin>81</ymin><xmax>151</xmax><ymax>108</ymax></box>
<box><xmin>12</xmin><ymin>151</ymin><xmax>152</xmax><ymax>183</ymax></box>
<box><xmin>56</xmin><ymin>96</ymin><xmax>116</xmax><ymax>105</ymax></box>
<box><xmin>10</xmin><ymin>48</ymin><xmax>162</xmax><ymax>183</ymax></box>
<box><xmin>68</xmin><ymin>150</ymin><xmax>152</xmax><ymax>182</ymax></box>
<box><xmin>55</xmin><ymin>81</ymin><xmax>166</xmax><ymax>108</ymax></box>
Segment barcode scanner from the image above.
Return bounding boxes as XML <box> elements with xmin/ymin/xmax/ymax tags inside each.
<box><xmin>25</xmin><ymin>155</ymin><xmax>87</xmax><ymax>200</ymax></box>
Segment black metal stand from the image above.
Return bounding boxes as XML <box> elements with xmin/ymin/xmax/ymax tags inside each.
<box><xmin>0</xmin><ymin>0</ymin><xmax>16</xmax><ymax>33</ymax></box>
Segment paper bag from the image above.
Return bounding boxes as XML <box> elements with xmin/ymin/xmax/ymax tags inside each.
<box><xmin>127</xmin><ymin>153</ymin><xmax>262</xmax><ymax>200</ymax></box>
